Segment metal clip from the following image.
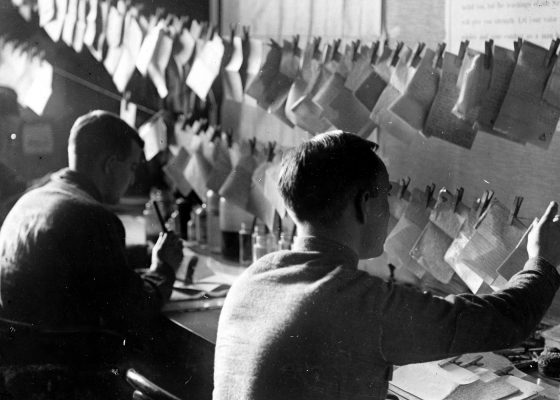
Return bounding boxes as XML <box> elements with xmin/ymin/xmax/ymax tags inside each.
<box><xmin>484</xmin><ymin>39</ymin><xmax>494</xmax><ymax>69</ymax></box>
<box><xmin>454</xmin><ymin>187</ymin><xmax>464</xmax><ymax>213</ymax></box>
<box><xmin>425</xmin><ymin>183</ymin><xmax>436</xmax><ymax>208</ymax></box>
<box><xmin>398</xmin><ymin>177</ymin><xmax>411</xmax><ymax>199</ymax></box>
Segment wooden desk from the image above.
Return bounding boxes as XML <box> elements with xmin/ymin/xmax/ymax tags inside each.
<box><xmin>166</xmin><ymin>309</ymin><xmax>221</xmax><ymax>345</ymax></box>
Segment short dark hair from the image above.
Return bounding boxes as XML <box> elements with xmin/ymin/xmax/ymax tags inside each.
<box><xmin>278</xmin><ymin>131</ymin><xmax>386</xmax><ymax>223</ymax></box>
<box><xmin>68</xmin><ymin>110</ymin><xmax>144</xmax><ymax>163</ymax></box>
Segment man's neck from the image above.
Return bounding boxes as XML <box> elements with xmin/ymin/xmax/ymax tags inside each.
<box><xmin>296</xmin><ymin>221</ymin><xmax>360</xmax><ymax>256</ymax></box>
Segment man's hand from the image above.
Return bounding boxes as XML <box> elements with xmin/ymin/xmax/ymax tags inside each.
<box><xmin>527</xmin><ymin>201</ymin><xmax>560</xmax><ymax>268</ymax></box>
<box><xmin>151</xmin><ymin>232</ymin><xmax>184</xmax><ymax>272</ymax></box>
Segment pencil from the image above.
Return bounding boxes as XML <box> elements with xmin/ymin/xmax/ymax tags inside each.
<box><xmin>152</xmin><ymin>200</ymin><xmax>168</xmax><ymax>233</ymax></box>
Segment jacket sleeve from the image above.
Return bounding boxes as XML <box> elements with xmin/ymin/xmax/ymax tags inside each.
<box><xmin>377</xmin><ymin>257</ymin><xmax>560</xmax><ymax>365</ymax></box>
<box><xmin>85</xmin><ymin>211</ymin><xmax>175</xmax><ymax>335</ymax></box>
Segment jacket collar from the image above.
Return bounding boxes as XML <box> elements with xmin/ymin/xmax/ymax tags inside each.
<box><xmin>52</xmin><ymin>168</ymin><xmax>103</xmax><ymax>203</ymax></box>
<box><xmin>291</xmin><ymin>235</ymin><xmax>359</xmax><ymax>269</ymax></box>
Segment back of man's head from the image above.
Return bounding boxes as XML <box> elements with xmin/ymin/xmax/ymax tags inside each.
<box><xmin>278</xmin><ymin>131</ymin><xmax>386</xmax><ymax>224</ymax></box>
<box><xmin>68</xmin><ymin>110</ymin><xmax>143</xmax><ymax>170</ymax></box>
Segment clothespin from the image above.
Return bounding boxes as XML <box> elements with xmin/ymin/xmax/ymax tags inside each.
<box><xmin>229</xmin><ymin>23</ymin><xmax>237</xmax><ymax>42</ymax></box>
<box><xmin>390</xmin><ymin>41</ymin><xmax>404</xmax><ymax>66</ymax></box>
<box><xmin>454</xmin><ymin>187</ymin><xmax>464</xmax><ymax>213</ymax></box>
<box><xmin>180</xmin><ymin>16</ymin><xmax>191</xmax><ymax>31</ymax></box>
<box><xmin>268</xmin><ymin>39</ymin><xmax>281</xmax><ymax>49</ymax></box>
<box><xmin>242</xmin><ymin>26</ymin><xmax>250</xmax><ymax>42</ymax></box>
<box><xmin>207</xmin><ymin>24</ymin><xmax>216</xmax><ymax>40</ymax></box>
<box><xmin>199</xmin><ymin>118</ymin><xmax>209</xmax><ymax>133</ymax></box>
<box><xmin>154</xmin><ymin>7</ymin><xmax>166</xmax><ymax>22</ymax></box>
<box><xmin>495</xmin><ymin>366</ymin><xmax>514</xmax><ymax>376</ymax></box>
<box><xmin>332</xmin><ymin>39</ymin><xmax>342</xmax><ymax>62</ymax></box>
<box><xmin>474</xmin><ymin>190</ymin><xmax>494</xmax><ymax>229</ymax></box>
<box><xmin>484</xmin><ymin>39</ymin><xmax>494</xmax><ymax>69</ymax></box>
<box><xmin>411</xmin><ymin>42</ymin><xmax>426</xmax><ymax>68</ymax></box>
<box><xmin>312</xmin><ymin>37</ymin><xmax>322</xmax><ymax>60</ymax></box>
<box><xmin>222</xmin><ymin>128</ymin><xmax>233</xmax><ymax>148</ymax></box>
<box><xmin>249</xmin><ymin>137</ymin><xmax>257</xmax><ymax>155</ymax></box>
<box><xmin>267</xmin><ymin>141</ymin><xmax>277</xmax><ymax>162</ymax></box>
<box><xmin>547</xmin><ymin>38</ymin><xmax>560</xmax><ymax>67</ymax></box>
<box><xmin>292</xmin><ymin>34</ymin><xmax>300</xmax><ymax>54</ymax></box>
<box><xmin>425</xmin><ymin>183</ymin><xmax>436</xmax><ymax>208</ymax></box>
<box><xmin>122</xmin><ymin>91</ymin><xmax>131</xmax><ymax>110</ymax></box>
<box><xmin>513</xmin><ymin>38</ymin><xmax>522</xmax><ymax>59</ymax></box>
<box><xmin>370</xmin><ymin>40</ymin><xmax>380</xmax><ymax>64</ymax></box>
<box><xmin>352</xmin><ymin>39</ymin><xmax>361</xmax><ymax>61</ymax></box>
<box><xmin>435</xmin><ymin>42</ymin><xmax>446</xmax><ymax>69</ymax></box>
<box><xmin>509</xmin><ymin>196</ymin><xmax>524</xmax><ymax>225</ymax></box>
<box><xmin>211</xmin><ymin>125</ymin><xmax>222</xmax><ymax>142</ymax></box>
<box><xmin>398</xmin><ymin>177</ymin><xmax>411</xmax><ymax>199</ymax></box>
<box><xmin>456</xmin><ymin>40</ymin><xmax>469</xmax><ymax>67</ymax></box>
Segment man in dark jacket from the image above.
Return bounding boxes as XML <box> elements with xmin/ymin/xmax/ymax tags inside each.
<box><xmin>0</xmin><ymin>110</ymin><xmax>183</xmax><ymax>398</ymax></box>
<box><xmin>213</xmin><ymin>131</ymin><xmax>560</xmax><ymax>400</ymax></box>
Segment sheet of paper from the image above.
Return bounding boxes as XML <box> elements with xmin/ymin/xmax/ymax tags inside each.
<box><xmin>312</xmin><ymin>72</ymin><xmax>344</xmax><ymax>113</ymax></box>
<box><xmin>184</xmin><ymin>143</ymin><xmax>212</xmax><ymax>202</ymax></box>
<box><xmin>219</xmin><ymin>153</ymin><xmax>258</xmax><ymax>211</ymax></box>
<box><xmin>263</xmin><ymin>160</ymin><xmax>286</xmax><ymax>218</ymax></box>
<box><xmin>20</xmin><ymin>60</ymin><xmax>53</xmax><ymax>116</ymax></box>
<box><xmin>494</xmin><ymin>41</ymin><xmax>560</xmax><ymax>149</ymax></box>
<box><xmin>443</xmin><ymin>376</ymin><xmax>519</xmax><ymax>400</ymax></box>
<box><xmin>354</xmin><ymin>66</ymin><xmax>389</xmax><ymax>111</ymax></box>
<box><xmin>244</xmin><ymin>38</ymin><xmax>264</xmax><ymax>90</ymax></box>
<box><xmin>451</xmin><ymin>199</ymin><xmax>527</xmax><ymax>285</ymax></box>
<box><xmin>186</xmin><ymin>34</ymin><xmax>225</xmax><ymax>100</ymax></box>
<box><xmin>246</xmin><ymin>43</ymin><xmax>282</xmax><ymax>107</ymax></box>
<box><xmin>430</xmin><ymin>190</ymin><xmax>469</xmax><ymax>238</ymax></box>
<box><xmin>135</xmin><ymin>25</ymin><xmax>162</xmax><ymax>76</ymax></box>
<box><xmin>148</xmin><ymin>30</ymin><xmax>173</xmax><ymax>98</ymax></box>
<box><xmin>391</xmin><ymin>362</ymin><xmax>460</xmax><ymax>400</ymax></box>
<box><xmin>83</xmin><ymin>0</ymin><xmax>98</xmax><ymax>47</ymax></box>
<box><xmin>103</xmin><ymin>45</ymin><xmax>123</xmax><ymax>76</ymax></box>
<box><xmin>113</xmin><ymin>14</ymin><xmax>143</xmax><ymax>93</ymax></box>
<box><xmin>71</xmin><ymin>0</ymin><xmax>87</xmax><ymax>53</ymax></box>
<box><xmin>174</xmin><ymin>28</ymin><xmax>195</xmax><ymax>71</ymax></box>
<box><xmin>162</xmin><ymin>147</ymin><xmax>192</xmax><ymax>196</ymax></box>
<box><xmin>61</xmin><ymin>0</ymin><xmax>78</xmax><ymax>46</ymax></box>
<box><xmin>138</xmin><ymin>116</ymin><xmax>167</xmax><ymax>161</ymax></box>
<box><xmin>424</xmin><ymin>52</ymin><xmax>478</xmax><ymax>149</ymax></box>
<box><xmin>44</xmin><ymin>0</ymin><xmax>68</xmax><ymax>42</ymax></box>
<box><xmin>410</xmin><ymin>222</ymin><xmax>455</xmax><ymax>283</ymax></box>
<box><xmin>543</xmin><ymin>54</ymin><xmax>560</xmax><ymax>109</ymax></box>
<box><xmin>38</xmin><ymin>0</ymin><xmax>56</xmax><ymax>27</ymax></box>
<box><xmin>390</xmin><ymin>48</ymin><xmax>440</xmax><ymax>132</ymax></box>
<box><xmin>452</xmin><ymin>51</ymin><xmax>491</xmax><ymax>123</ymax></box>
<box><xmin>496</xmin><ymin>223</ymin><xmax>532</xmax><ymax>281</ymax></box>
<box><xmin>326</xmin><ymin>84</ymin><xmax>377</xmax><ymax>137</ymax></box>
<box><xmin>105</xmin><ymin>3</ymin><xmax>124</xmax><ymax>48</ymax></box>
<box><xmin>205</xmin><ymin>139</ymin><xmax>232</xmax><ymax>193</ymax></box>
<box><xmin>119</xmin><ymin>98</ymin><xmax>136</xmax><ymax>127</ymax></box>
<box><xmin>247</xmin><ymin>161</ymin><xmax>276</xmax><ymax>231</ymax></box>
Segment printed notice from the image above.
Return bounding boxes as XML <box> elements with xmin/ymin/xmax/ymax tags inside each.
<box><xmin>447</xmin><ymin>0</ymin><xmax>560</xmax><ymax>53</ymax></box>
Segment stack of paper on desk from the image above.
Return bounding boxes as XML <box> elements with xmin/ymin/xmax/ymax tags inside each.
<box><xmin>163</xmin><ymin>247</ymin><xmax>242</xmax><ymax>312</ymax></box>
<box><xmin>390</xmin><ymin>352</ymin><xmax>544</xmax><ymax>400</ymax></box>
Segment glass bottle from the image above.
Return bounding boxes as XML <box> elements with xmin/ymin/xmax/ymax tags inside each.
<box><xmin>206</xmin><ymin>190</ymin><xmax>221</xmax><ymax>253</ymax></box>
<box><xmin>238</xmin><ymin>222</ymin><xmax>252</xmax><ymax>266</ymax></box>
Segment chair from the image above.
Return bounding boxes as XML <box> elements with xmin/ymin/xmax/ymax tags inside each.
<box><xmin>126</xmin><ymin>369</ymin><xmax>183</xmax><ymax>400</ymax></box>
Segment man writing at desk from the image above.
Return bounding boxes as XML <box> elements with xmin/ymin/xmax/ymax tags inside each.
<box><xmin>0</xmin><ymin>111</ymin><xmax>183</xmax><ymax>396</ymax></box>
<box><xmin>214</xmin><ymin>131</ymin><xmax>560</xmax><ymax>400</ymax></box>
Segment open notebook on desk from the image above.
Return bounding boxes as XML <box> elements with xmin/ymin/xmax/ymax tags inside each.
<box><xmin>163</xmin><ymin>246</ymin><xmax>244</xmax><ymax>312</ymax></box>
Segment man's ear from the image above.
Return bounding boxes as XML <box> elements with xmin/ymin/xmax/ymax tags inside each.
<box><xmin>354</xmin><ymin>190</ymin><xmax>370</xmax><ymax>224</ymax></box>
<box><xmin>103</xmin><ymin>153</ymin><xmax>118</xmax><ymax>175</ymax></box>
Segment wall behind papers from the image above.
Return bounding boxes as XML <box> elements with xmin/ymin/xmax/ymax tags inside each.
<box><xmin>221</xmin><ymin>0</ymin><xmax>560</xmax><ymax>224</ymax></box>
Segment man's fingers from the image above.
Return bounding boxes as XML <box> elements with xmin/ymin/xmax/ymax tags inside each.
<box><xmin>541</xmin><ymin>201</ymin><xmax>558</xmax><ymax>224</ymax></box>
